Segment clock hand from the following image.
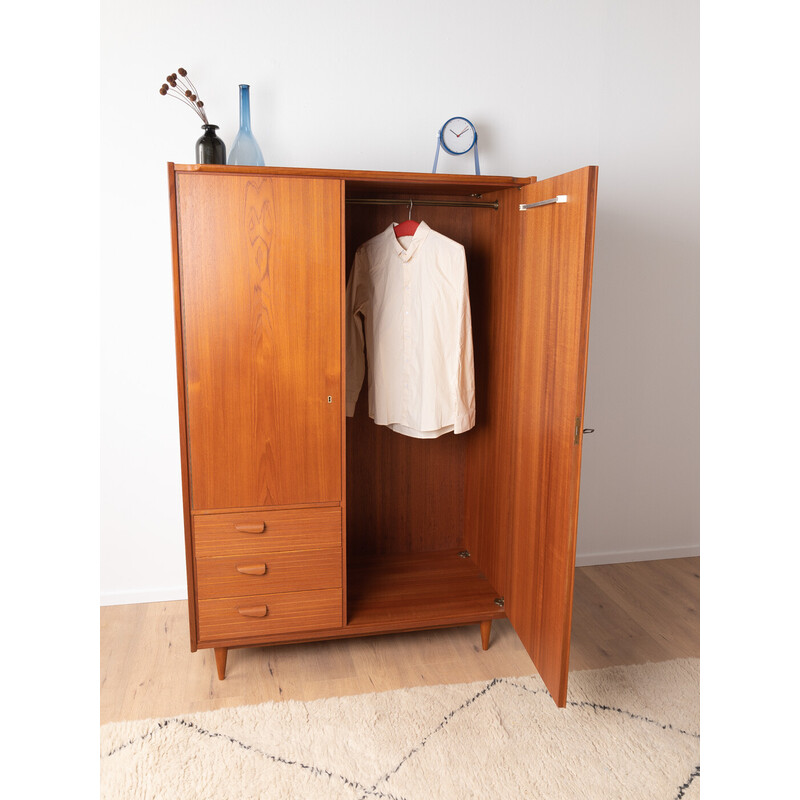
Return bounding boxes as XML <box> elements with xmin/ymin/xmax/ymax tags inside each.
<box><xmin>459</xmin><ymin>126</ymin><xmax>469</xmax><ymax>136</ymax></box>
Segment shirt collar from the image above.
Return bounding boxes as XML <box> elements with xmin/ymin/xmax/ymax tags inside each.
<box><xmin>388</xmin><ymin>221</ymin><xmax>431</xmax><ymax>262</ymax></box>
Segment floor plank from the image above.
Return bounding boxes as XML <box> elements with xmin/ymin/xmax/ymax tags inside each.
<box><xmin>100</xmin><ymin>557</ymin><xmax>699</xmax><ymax>724</ymax></box>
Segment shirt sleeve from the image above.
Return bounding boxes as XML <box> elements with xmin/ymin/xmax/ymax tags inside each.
<box><xmin>454</xmin><ymin>250</ymin><xmax>476</xmax><ymax>434</ymax></box>
<box><xmin>345</xmin><ymin>250</ymin><xmax>368</xmax><ymax>416</ymax></box>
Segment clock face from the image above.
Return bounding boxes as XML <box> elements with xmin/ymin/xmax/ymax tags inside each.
<box><xmin>440</xmin><ymin>117</ymin><xmax>477</xmax><ymax>155</ymax></box>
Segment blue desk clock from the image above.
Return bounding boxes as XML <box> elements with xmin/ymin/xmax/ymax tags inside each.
<box><xmin>432</xmin><ymin>116</ymin><xmax>480</xmax><ymax>175</ymax></box>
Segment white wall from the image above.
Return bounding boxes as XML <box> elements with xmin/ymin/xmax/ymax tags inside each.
<box><xmin>99</xmin><ymin>0</ymin><xmax>699</xmax><ymax>604</ymax></box>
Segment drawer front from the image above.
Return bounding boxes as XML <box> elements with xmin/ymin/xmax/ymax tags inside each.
<box><xmin>198</xmin><ymin>588</ymin><xmax>342</xmax><ymax>641</ymax></box>
<box><xmin>195</xmin><ymin>546</ymin><xmax>342</xmax><ymax>600</ymax></box>
<box><xmin>193</xmin><ymin>507</ymin><xmax>341</xmax><ymax>557</ymax></box>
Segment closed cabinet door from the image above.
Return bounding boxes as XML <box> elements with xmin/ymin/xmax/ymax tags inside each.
<box><xmin>177</xmin><ymin>174</ymin><xmax>343</xmax><ymax>510</ymax></box>
<box><xmin>507</xmin><ymin>166</ymin><xmax>598</xmax><ymax>707</ymax></box>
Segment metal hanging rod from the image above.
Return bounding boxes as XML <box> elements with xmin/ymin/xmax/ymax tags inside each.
<box><xmin>519</xmin><ymin>194</ymin><xmax>568</xmax><ymax>211</ymax></box>
<box><xmin>347</xmin><ymin>197</ymin><xmax>499</xmax><ymax>210</ymax></box>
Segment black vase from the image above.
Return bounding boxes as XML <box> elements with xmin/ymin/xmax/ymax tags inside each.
<box><xmin>195</xmin><ymin>124</ymin><xmax>226</xmax><ymax>165</ymax></box>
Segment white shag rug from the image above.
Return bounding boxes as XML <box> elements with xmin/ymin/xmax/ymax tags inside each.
<box><xmin>100</xmin><ymin>658</ymin><xmax>699</xmax><ymax>799</ymax></box>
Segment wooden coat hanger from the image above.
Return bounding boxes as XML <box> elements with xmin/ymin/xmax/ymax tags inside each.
<box><xmin>393</xmin><ymin>199</ymin><xmax>420</xmax><ymax>238</ymax></box>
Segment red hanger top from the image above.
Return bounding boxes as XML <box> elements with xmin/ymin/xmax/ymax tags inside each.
<box><xmin>393</xmin><ymin>219</ymin><xmax>419</xmax><ymax>238</ymax></box>
<box><xmin>395</xmin><ymin>199</ymin><xmax>420</xmax><ymax>239</ymax></box>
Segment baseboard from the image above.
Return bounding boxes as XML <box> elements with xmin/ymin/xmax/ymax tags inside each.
<box><xmin>575</xmin><ymin>544</ymin><xmax>700</xmax><ymax>567</ymax></box>
<box><xmin>100</xmin><ymin>586</ymin><xmax>188</xmax><ymax>607</ymax></box>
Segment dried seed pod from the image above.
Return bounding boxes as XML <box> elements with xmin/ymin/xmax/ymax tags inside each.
<box><xmin>160</xmin><ymin>66</ymin><xmax>209</xmax><ymax>124</ymax></box>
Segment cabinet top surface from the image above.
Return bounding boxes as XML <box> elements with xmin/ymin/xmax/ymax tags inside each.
<box><xmin>169</xmin><ymin>163</ymin><xmax>534</xmax><ymax>197</ymax></box>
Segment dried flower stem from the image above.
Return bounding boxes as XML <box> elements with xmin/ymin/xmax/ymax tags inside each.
<box><xmin>158</xmin><ymin>68</ymin><xmax>209</xmax><ymax>124</ymax></box>
<box><xmin>182</xmin><ymin>73</ymin><xmax>201</xmax><ymax>99</ymax></box>
<box><xmin>164</xmin><ymin>88</ymin><xmax>207</xmax><ymax>122</ymax></box>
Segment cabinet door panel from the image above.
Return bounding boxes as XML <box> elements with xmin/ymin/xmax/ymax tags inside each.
<box><xmin>507</xmin><ymin>166</ymin><xmax>598</xmax><ymax>707</ymax></box>
<box><xmin>177</xmin><ymin>174</ymin><xmax>342</xmax><ymax>510</ymax></box>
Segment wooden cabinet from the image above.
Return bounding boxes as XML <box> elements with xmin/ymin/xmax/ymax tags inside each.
<box><xmin>176</xmin><ymin>173</ymin><xmax>342</xmax><ymax>510</ymax></box>
<box><xmin>169</xmin><ymin>163</ymin><xmax>598</xmax><ymax>707</ymax></box>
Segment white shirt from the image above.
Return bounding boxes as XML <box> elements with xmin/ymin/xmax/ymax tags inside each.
<box><xmin>345</xmin><ymin>221</ymin><xmax>476</xmax><ymax>438</ymax></box>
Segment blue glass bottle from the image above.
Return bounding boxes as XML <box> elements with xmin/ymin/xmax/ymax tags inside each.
<box><xmin>228</xmin><ymin>84</ymin><xmax>265</xmax><ymax>166</ymax></box>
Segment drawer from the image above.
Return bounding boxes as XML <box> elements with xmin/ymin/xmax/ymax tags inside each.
<box><xmin>195</xmin><ymin>546</ymin><xmax>342</xmax><ymax>600</ymax></box>
<box><xmin>193</xmin><ymin>507</ymin><xmax>341</xmax><ymax>557</ymax></box>
<box><xmin>198</xmin><ymin>588</ymin><xmax>342</xmax><ymax>641</ymax></box>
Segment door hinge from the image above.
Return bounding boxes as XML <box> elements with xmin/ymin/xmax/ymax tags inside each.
<box><xmin>494</xmin><ymin>597</ymin><xmax>505</xmax><ymax>608</ymax></box>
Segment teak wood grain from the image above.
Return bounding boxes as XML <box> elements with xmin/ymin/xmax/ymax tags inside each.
<box><xmin>192</xmin><ymin>506</ymin><xmax>341</xmax><ymax>557</ymax></box>
<box><xmin>198</xmin><ymin>587</ymin><xmax>343</xmax><ymax>643</ymax></box>
<box><xmin>463</xmin><ymin>184</ymin><xmax>525</xmax><ymax>599</ymax></box>
<box><xmin>213</xmin><ymin>647</ymin><xmax>227</xmax><ymax>680</ymax></box>
<box><xmin>195</xmin><ymin>546</ymin><xmax>342</xmax><ymax>599</ymax></box>
<box><xmin>174</xmin><ymin>163</ymin><xmax>530</xmax><ymax>197</ymax></box>
<box><xmin>192</xmin><ymin>549</ymin><xmax>506</xmax><ymax>652</ymax></box>
<box><xmin>506</xmin><ymin>167</ymin><xmax>598</xmax><ymax>707</ymax></box>
<box><xmin>168</xmin><ymin>163</ymin><xmax>199</xmax><ymax>650</ymax></box>
<box><xmin>176</xmin><ymin>173</ymin><xmax>342</xmax><ymax>511</ymax></box>
<box><xmin>346</xmin><ymin>550</ymin><xmax>504</xmax><ymax>631</ymax></box>
<box><xmin>168</xmin><ymin>164</ymin><xmax>599</xmax><ymax>707</ymax></box>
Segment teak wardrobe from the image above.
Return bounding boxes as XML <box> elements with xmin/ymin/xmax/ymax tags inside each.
<box><xmin>168</xmin><ymin>163</ymin><xmax>598</xmax><ymax>707</ymax></box>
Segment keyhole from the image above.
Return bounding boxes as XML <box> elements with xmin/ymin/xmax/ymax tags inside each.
<box><xmin>327</xmin><ymin>396</ymin><xmax>333</xmax><ymax>404</ymax></box>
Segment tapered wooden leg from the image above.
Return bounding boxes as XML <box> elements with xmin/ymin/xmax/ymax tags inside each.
<box><xmin>480</xmin><ymin>620</ymin><xmax>492</xmax><ymax>651</ymax></box>
<box><xmin>214</xmin><ymin>647</ymin><xmax>228</xmax><ymax>680</ymax></box>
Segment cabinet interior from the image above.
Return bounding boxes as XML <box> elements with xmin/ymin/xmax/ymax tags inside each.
<box><xmin>342</xmin><ymin>177</ymin><xmax>525</xmax><ymax>632</ymax></box>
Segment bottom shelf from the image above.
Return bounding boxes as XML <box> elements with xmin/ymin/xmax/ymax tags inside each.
<box><xmin>346</xmin><ymin>548</ymin><xmax>505</xmax><ymax>634</ymax></box>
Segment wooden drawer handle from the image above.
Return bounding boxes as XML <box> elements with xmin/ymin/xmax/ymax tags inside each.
<box><xmin>236</xmin><ymin>563</ymin><xmax>267</xmax><ymax>576</ymax></box>
<box><xmin>234</xmin><ymin>522</ymin><xmax>266</xmax><ymax>534</ymax></box>
<box><xmin>237</xmin><ymin>604</ymin><xmax>268</xmax><ymax>618</ymax></box>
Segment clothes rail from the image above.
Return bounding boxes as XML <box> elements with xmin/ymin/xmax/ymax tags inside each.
<box><xmin>346</xmin><ymin>197</ymin><xmax>499</xmax><ymax>210</ymax></box>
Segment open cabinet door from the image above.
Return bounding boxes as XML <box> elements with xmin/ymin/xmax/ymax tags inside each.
<box><xmin>507</xmin><ymin>166</ymin><xmax>598</xmax><ymax>707</ymax></box>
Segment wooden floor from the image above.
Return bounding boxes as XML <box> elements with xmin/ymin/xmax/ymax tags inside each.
<box><xmin>100</xmin><ymin>557</ymin><xmax>699</xmax><ymax>725</ymax></box>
